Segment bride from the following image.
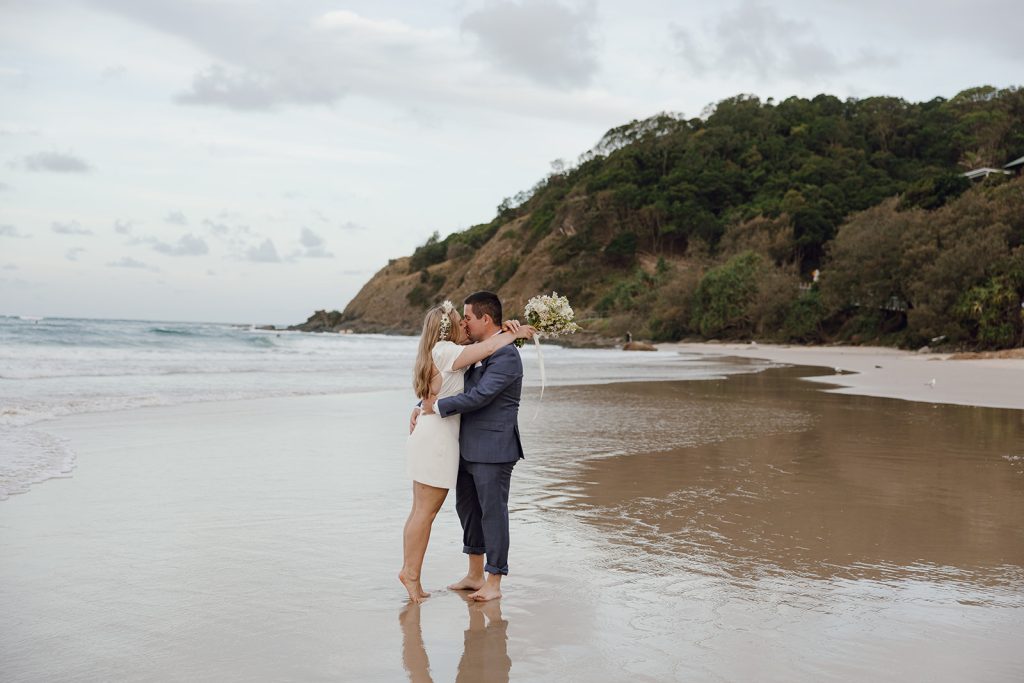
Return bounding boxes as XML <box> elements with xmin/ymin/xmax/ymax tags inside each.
<box><xmin>399</xmin><ymin>300</ymin><xmax>534</xmax><ymax>603</ymax></box>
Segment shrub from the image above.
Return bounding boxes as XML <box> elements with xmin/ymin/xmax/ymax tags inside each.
<box><xmin>603</xmin><ymin>232</ymin><xmax>638</xmax><ymax>267</ymax></box>
<box><xmin>491</xmin><ymin>258</ymin><xmax>520</xmax><ymax>290</ymax></box>
<box><xmin>782</xmin><ymin>290</ymin><xmax>826</xmax><ymax>342</ymax></box>
<box><xmin>955</xmin><ymin>275</ymin><xmax>1024</xmax><ymax>348</ymax></box>
<box><xmin>409</xmin><ymin>232</ymin><xmax>447</xmax><ymax>271</ymax></box>
<box><xmin>690</xmin><ymin>251</ymin><xmax>764</xmax><ymax>337</ymax></box>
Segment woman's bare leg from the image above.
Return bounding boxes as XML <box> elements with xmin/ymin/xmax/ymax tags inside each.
<box><xmin>399</xmin><ymin>481</ymin><xmax>448</xmax><ymax>603</ymax></box>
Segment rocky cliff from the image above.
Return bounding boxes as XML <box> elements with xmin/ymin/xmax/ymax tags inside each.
<box><xmin>292</xmin><ymin>214</ymin><xmax>587</xmax><ymax>336</ymax></box>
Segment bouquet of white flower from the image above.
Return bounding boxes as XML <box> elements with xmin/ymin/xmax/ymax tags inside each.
<box><xmin>514</xmin><ymin>292</ymin><xmax>580</xmax><ymax>348</ymax></box>
<box><xmin>514</xmin><ymin>293</ymin><xmax>580</xmax><ymax>417</ymax></box>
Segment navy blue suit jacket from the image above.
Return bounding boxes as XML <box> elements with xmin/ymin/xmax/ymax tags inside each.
<box><xmin>436</xmin><ymin>344</ymin><xmax>524</xmax><ymax>464</ymax></box>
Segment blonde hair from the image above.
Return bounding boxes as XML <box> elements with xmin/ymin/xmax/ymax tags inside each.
<box><xmin>413</xmin><ymin>305</ymin><xmax>459</xmax><ymax>400</ymax></box>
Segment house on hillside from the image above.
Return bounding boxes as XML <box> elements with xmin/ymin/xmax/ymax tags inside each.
<box><xmin>963</xmin><ymin>166</ymin><xmax>1011</xmax><ymax>181</ymax></box>
<box><xmin>963</xmin><ymin>154</ymin><xmax>1024</xmax><ymax>181</ymax></box>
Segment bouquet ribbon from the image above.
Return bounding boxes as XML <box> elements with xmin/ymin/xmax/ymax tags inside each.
<box><xmin>532</xmin><ymin>335</ymin><xmax>545</xmax><ymax>421</ymax></box>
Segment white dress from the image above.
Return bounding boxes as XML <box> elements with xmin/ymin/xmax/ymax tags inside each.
<box><xmin>406</xmin><ymin>340</ymin><xmax>465</xmax><ymax>489</ymax></box>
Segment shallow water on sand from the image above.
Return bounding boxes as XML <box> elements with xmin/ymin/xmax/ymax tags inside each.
<box><xmin>1</xmin><ymin>365</ymin><xmax>1022</xmax><ymax>681</ymax></box>
<box><xmin>515</xmin><ymin>367</ymin><xmax>1024</xmax><ymax>680</ymax></box>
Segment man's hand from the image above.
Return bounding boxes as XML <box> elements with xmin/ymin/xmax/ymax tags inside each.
<box><xmin>421</xmin><ymin>394</ymin><xmax>437</xmax><ymax>415</ymax></box>
<box><xmin>409</xmin><ymin>407</ymin><xmax>420</xmax><ymax>434</ymax></box>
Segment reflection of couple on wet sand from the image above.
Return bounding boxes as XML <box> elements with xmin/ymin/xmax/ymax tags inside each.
<box><xmin>400</xmin><ymin>291</ymin><xmax>535</xmax><ymax>603</ymax></box>
<box><xmin>400</xmin><ymin>595</ymin><xmax>512</xmax><ymax>683</ymax></box>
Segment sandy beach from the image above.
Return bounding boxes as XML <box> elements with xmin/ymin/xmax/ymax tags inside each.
<box><xmin>663</xmin><ymin>341</ymin><xmax>1024</xmax><ymax>410</ymax></box>
<box><xmin>2</xmin><ymin>349</ymin><xmax>1023</xmax><ymax>681</ymax></box>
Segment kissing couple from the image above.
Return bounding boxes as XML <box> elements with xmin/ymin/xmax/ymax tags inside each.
<box><xmin>400</xmin><ymin>291</ymin><xmax>536</xmax><ymax>603</ymax></box>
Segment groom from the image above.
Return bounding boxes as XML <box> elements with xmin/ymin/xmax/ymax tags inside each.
<box><xmin>421</xmin><ymin>291</ymin><xmax>526</xmax><ymax>602</ymax></box>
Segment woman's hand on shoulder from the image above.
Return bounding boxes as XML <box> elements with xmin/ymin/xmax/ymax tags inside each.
<box><xmin>515</xmin><ymin>325</ymin><xmax>536</xmax><ymax>340</ymax></box>
<box><xmin>502</xmin><ymin>319</ymin><xmax>535</xmax><ymax>340</ymax></box>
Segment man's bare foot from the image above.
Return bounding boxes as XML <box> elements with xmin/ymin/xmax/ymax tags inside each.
<box><xmin>448</xmin><ymin>574</ymin><xmax>485</xmax><ymax>591</ymax></box>
<box><xmin>399</xmin><ymin>571</ymin><xmax>430</xmax><ymax>602</ymax></box>
<box><xmin>469</xmin><ymin>584</ymin><xmax>502</xmax><ymax>602</ymax></box>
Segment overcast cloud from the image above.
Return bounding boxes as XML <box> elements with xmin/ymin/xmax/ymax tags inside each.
<box><xmin>1</xmin><ymin>225</ymin><xmax>31</xmax><ymax>238</ymax></box>
<box><xmin>165</xmin><ymin>210</ymin><xmax>188</xmax><ymax>225</ymax></box>
<box><xmin>1</xmin><ymin>0</ymin><xmax>1021</xmax><ymax>322</ymax></box>
<box><xmin>22</xmin><ymin>151</ymin><xmax>92</xmax><ymax>173</ymax></box>
<box><xmin>462</xmin><ymin>0</ymin><xmax>599</xmax><ymax>88</ymax></box>
<box><xmin>108</xmin><ymin>256</ymin><xmax>158</xmax><ymax>271</ymax></box>
<box><xmin>672</xmin><ymin>1</ymin><xmax>899</xmax><ymax>80</ymax></box>
<box><xmin>51</xmin><ymin>221</ymin><xmax>93</xmax><ymax>235</ymax></box>
<box><xmin>246</xmin><ymin>239</ymin><xmax>282</xmax><ymax>263</ymax></box>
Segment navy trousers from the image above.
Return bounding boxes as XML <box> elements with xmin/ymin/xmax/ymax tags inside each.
<box><xmin>456</xmin><ymin>458</ymin><xmax>516</xmax><ymax>575</ymax></box>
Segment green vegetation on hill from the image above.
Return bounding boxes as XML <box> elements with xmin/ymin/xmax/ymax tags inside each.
<box><xmin>393</xmin><ymin>86</ymin><xmax>1024</xmax><ymax>349</ymax></box>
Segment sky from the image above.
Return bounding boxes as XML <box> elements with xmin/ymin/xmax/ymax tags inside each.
<box><xmin>1</xmin><ymin>0</ymin><xmax>1022</xmax><ymax>324</ymax></box>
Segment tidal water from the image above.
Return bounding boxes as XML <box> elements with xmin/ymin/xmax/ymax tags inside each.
<box><xmin>0</xmin><ymin>315</ymin><xmax>764</xmax><ymax>500</ymax></box>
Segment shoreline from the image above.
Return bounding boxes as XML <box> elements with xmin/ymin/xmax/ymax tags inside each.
<box><xmin>660</xmin><ymin>341</ymin><xmax>1024</xmax><ymax>411</ymax></box>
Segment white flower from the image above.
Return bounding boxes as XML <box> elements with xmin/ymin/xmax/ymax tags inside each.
<box><xmin>523</xmin><ymin>292</ymin><xmax>580</xmax><ymax>338</ymax></box>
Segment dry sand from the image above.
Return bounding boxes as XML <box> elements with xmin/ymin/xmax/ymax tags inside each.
<box><xmin>661</xmin><ymin>341</ymin><xmax>1024</xmax><ymax>410</ymax></box>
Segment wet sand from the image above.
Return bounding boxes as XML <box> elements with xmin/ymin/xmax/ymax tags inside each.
<box><xmin>2</xmin><ymin>364</ymin><xmax>1023</xmax><ymax>681</ymax></box>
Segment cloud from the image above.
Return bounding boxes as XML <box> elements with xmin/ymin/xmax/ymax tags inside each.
<box><xmin>65</xmin><ymin>247</ymin><xmax>86</xmax><ymax>261</ymax></box>
<box><xmin>22</xmin><ymin>151</ymin><xmax>92</xmax><ymax>173</ymax></box>
<box><xmin>176</xmin><ymin>63</ymin><xmax>342</xmax><ymax>110</ymax></box>
<box><xmin>299</xmin><ymin>227</ymin><xmax>324</xmax><ymax>248</ymax></box>
<box><xmin>295</xmin><ymin>227</ymin><xmax>334</xmax><ymax>258</ymax></box>
<box><xmin>0</xmin><ymin>182</ymin><xmax>10</xmax><ymax>192</ymax></box>
<box><xmin>51</xmin><ymin>221</ymin><xmax>93</xmax><ymax>235</ymax></box>
<box><xmin>114</xmin><ymin>219</ymin><xmax>133</xmax><ymax>234</ymax></box>
<box><xmin>0</xmin><ymin>124</ymin><xmax>39</xmax><ymax>137</ymax></box>
<box><xmin>339</xmin><ymin>220</ymin><xmax>369</xmax><ymax>232</ymax></box>
<box><xmin>100</xmin><ymin>64</ymin><xmax>127</xmax><ymax>81</ymax></box>
<box><xmin>108</xmin><ymin>256</ymin><xmax>159</xmax><ymax>271</ymax></box>
<box><xmin>671</xmin><ymin>1</ymin><xmax>898</xmax><ymax>80</ymax></box>
<box><xmin>0</xmin><ymin>66</ymin><xmax>29</xmax><ymax>89</ymax></box>
<box><xmin>0</xmin><ymin>276</ymin><xmax>40</xmax><ymax>289</ymax></box>
<box><xmin>202</xmin><ymin>219</ymin><xmax>232</xmax><ymax>235</ymax></box>
<box><xmin>152</xmin><ymin>233</ymin><xmax>208</xmax><ymax>256</ymax></box>
<box><xmin>165</xmin><ymin>210</ymin><xmax>188</xmax><ymax>225</ymax></box>
<box><xmin>3</xmin><ymin>263</ymin><xmax>17</xmax><ymax>270</ymax></box>
<box><xmin>461</xmin><ymin>0</ymin><xmax>599</xmax><ymax>88</ymax></box>
<box><xmin>0</xmin><ymin>224</ymin><xmax>30</xmax><ymax>238</ymax></box>
<box><xmin>88</xmin><ymin>1</ymin><xmax>628</xmax><ymax>123</ymax></box>
<box><xmin>247</xmin><ymin>238</ymin><xmax>281</xmax><ymax>262</ymax></box>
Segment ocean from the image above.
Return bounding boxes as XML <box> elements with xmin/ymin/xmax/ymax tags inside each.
<box><xmin>0</xmin><ymin>315</ymin><xmax>770</xmax><ymax>500</ymax></box>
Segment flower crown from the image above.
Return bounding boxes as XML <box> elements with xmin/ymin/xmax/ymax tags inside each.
<box><xmin>438</xmin><ymin>300</ymin><xmax>455</xmax><ymax>341</ymax></box>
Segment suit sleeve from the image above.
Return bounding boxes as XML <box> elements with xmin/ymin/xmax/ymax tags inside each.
<box><xmin>437</xmin><ymin>347</ymin><xmax>520</xmax><ymax>418</ymax></box>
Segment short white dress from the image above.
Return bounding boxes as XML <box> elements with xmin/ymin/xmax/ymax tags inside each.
<box><xmin>406</xmin><ymin>340</ymin><xmax>465</xmax><ymax>489</ymax></box>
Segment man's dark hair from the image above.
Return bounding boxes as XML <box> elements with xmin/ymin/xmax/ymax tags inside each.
<box><xmin>464</xmin><ymin>291</ymin><xmax>502</xmax><ymax>325</ymax></box>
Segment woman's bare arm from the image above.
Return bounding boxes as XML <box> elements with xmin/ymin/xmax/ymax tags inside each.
<box><xmin>451</xmin><ymin>326</ymin><xmax>535</xmax><ymax>371</ymax></box>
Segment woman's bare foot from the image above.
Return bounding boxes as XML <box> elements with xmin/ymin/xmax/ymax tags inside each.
<box><xmin>448</xmin><ymin>574</ymin><xmax>485</xmax><ymax>591</ymax></box>
<box><xmin>469</xmin><ymin>584</ymin><xmax>502</xmax><ymax>602</ymax></box>
<box><xmin>399</xmin><ymin>571</ymin><xmax>430</xmax><ymax>602</ymax></box>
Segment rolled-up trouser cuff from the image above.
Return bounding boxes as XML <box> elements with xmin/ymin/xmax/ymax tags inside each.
<box><xmin>485</xmin><ymin>563</ymin><xmax>509</xmax><ymax>576</ymax></box>
<box><xmin>463</xmin><ymin>546</ymin><xmax>486</xmax><ymax>555</ymax></box>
